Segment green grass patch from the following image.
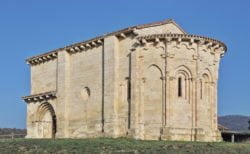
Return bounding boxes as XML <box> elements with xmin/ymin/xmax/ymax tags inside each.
<box><xmin>0</xmin><ymin>138</ymin><xmax>249</xmax><ymax>154</ymax></box>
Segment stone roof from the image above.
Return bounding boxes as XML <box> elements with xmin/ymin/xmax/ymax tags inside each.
<box><xmin>25</xmin><ymin>19</ymin><xmax>227</xmax><ymax>65</ymax></box>
<box><xmin>25</xmin><ymin>19</ymin><xmax>185</xmax><ymax>64</ymax></box>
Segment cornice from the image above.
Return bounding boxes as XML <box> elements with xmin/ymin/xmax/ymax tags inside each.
<box><xmin>137</xmin><ymin>33</ymin><xmax>227</xmax><ymax>52</ymax></box>
<box><xmin>22</xmin><ymin>91</ymin><xmax>56</xmax><ymax>103</ymax></box>
<box><xmin>25</xmin><ymin>19</ymin><xmax>227</xmax><ymax>65</ymax></box>
<box><xmin>26</xmin><ymin>51</ymin><xmax>58</xmax><ymax>65</ymax></box>
<box><xmin>65</xmin><ymin>38</ymin><xmax>104</xmax><ymax>54</ymax></box>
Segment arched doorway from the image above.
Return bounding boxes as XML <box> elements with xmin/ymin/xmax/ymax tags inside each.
<box><xmin>36</xmin><ymin>102</ymin><xmax>57</xmax><ymax>138</ymax></box>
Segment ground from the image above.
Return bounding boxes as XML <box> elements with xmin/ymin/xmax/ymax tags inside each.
<box><xmin>0</xmin><ymin>138</ymin><xmax>249</xmax><ymax>154</ymax></box>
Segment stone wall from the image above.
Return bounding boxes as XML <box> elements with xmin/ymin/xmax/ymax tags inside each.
<box><xmin>24</xmin><ymin>20</ymin><xmax>226</xmax><ymax>142</ymax></box>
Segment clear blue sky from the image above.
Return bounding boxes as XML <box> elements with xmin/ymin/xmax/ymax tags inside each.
<box><xmin>0</xmin><ymin>0</ymin><xmax>249</xmax><ymax>128</ymax></box>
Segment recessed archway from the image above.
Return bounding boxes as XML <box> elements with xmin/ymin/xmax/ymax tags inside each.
<box><xmin>36</xmin><ymin>102</ymin><xmax>57</xmax><ymax>138</ymax></box>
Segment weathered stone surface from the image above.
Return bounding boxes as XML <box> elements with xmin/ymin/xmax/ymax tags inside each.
<box><xmin>23</xmin><ymin>19</ymin><xmax>227</xmax><ymax>142</ymax></box>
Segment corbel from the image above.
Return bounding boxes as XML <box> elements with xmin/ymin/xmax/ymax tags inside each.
<box><xmin>120</xmin><ymin>33</ymin><xmax>126</xmax><ymax>39</ymax></box>
<box><xmin>91</xmin><ymin>42</ymin><xmax>97</xmax><ymax>46</ymax></box>
<box><xmin>189</xmin><ymin>38</ymin><xmax>194</xmax><ymax>46</ymax></box>
<box><xmin>85</xmin><ymin>43</ymin><xmax>91</xmax><ymax>48</ymax></box>
<box><xmin>198</xmin><ymin>39</ymin><xmax>205</xmax><ymax>47</ymax></box>
<box><xmin>207</xmin><ymin>42</ymin><xmax>213</xmax><ymax>48</ymax></box>
<box><xmin>47</xmin><ymin>55</ymin><xmax>51</xmax><ymax>59</ymax></box>
<box><xmin>141</xmin><ymin>39</ymin><xmax>147</xmax><ymax>45</ymax></box>
<box><xmin>69</xmin><ymin>48</ymin><xmax>74</xmax><ymax>53</ymax></box>
<box><xmin>39</xmin><ymin>96</ymin><xmax>44</xmax><ymax>100</ymax></box>
<box><xmin>213</xmin><ymin>44</ymin><xmax>220</xmax><ymax>50</ymax></box>
<box><xmin>52</xmin><ymin>53</ymin><xmax>57</xmax><ymax>57</ymax></box>
<box><xmin>97</xmin><ymin>40</ymin><xmax>103</xmax><ymax>44</ymax></box>
<box><xmin>155</xmin><ymin>38</ymin><xmax>160</xmax><ymax>44</ymax></box>
<box><xmin>80</xmin><ymin>45</ymin><xmax>85</xmax><ymax>50</ymax></box>
<box><xmin>177</xmin><ymin>37</ymin><xmax>182</xmax><ymax>44</ymax></box>
<box><xmin>74</xmin><ymin>46</ymin><xmax>80</xmax><ymax>52</ymax></box>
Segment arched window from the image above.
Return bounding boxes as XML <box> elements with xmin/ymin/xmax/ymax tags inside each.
<box><xmin>177</xmin><ymin>75</ymin><xmax>186</xmax><ymax>98</ymax></box>
<box><xmin>175</xmin><ymin>66</ymin><xmax>192</xmax><ymax>100</ymax></box>
<box><xmin>178</xmin><ymin>77</ymin><xmax>182</xmax><ymax>97</ymax></box>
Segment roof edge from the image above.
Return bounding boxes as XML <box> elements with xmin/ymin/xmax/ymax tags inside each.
<box><xmin>26</xmin><ymin>19</ymin><xmax>187</xmax><ymax>62</ymax></box>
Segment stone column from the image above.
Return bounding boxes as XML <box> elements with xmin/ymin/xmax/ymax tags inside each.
<box><xmin>103</xmin><ymin>36</ymin><xmax>120</xmax><ymax>137</ymax></box>
<box><xmin>55</xmin><ymin>50</ymin><xmax>71</xmax><ymax>138</ymax></box>
<box><xmin>194</xmin><ymin>41</ymin><xmax>205</xmax><ymax>141</ymax></box>
<box><xmin>165</xmin><ymin>39</ymin><xmax>171</xmax><ymax>128</ymax></box>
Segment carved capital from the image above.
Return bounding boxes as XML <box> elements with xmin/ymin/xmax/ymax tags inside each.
<box><xmin>161</xmin><ymin>54</ymin><xmax>166</xmax><ymax>58</ymax></box>
<box><xmin>192</xmin><ymin>55</ymin><xmax>198</xmax><ymax>60</ymax></box>
<box><xmin>169</xmin><ymin>76</ymin><xmax>176</xmax><ymax>80</ymax></box>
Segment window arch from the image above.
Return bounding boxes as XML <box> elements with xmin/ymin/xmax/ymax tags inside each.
<box><xmin>178</xmin><ymin>77</ymin><xmax>182</xmax><ymax>97</ymax></box>
<box><xmin>175</xmin><ymin>66</ymin><xmax>192</xmax><ymax>100</ymax></box>
<box><xmin>177</xmin><ymin>74</ymin><xmax>186</xmax><ymax>98</ymax></box>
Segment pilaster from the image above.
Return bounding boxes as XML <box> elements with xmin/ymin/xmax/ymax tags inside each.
<box><xmin>55</xmin><ymin>50</ymin><xmax>71</xmax><ymax>138</ymax></box>
<box><xmin>129</xmin><ymin>47</ymin><xmax>141</xmax><ymax>139</ymax></box>
<box><xmin>103</xmin><ymin>36</ymin><xmax>120</xmax><ymax>137</ymax></box>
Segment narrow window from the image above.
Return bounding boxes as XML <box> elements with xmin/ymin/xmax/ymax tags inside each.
<box><xmin>127</xmin><ymin>79</ymin><xmax>131</xmax><ymax>129</ymax></box>
<box><xmin>127</xmin><ymin>79</ymin><xmax>131</xmax><ymax>101</ymax></box>
<box><xmin>200</xmin><ymin>79</ymin><xmax>203</xmax><ymax>99</ymax></box>
<box><xmin>178</xmin><ymin>77</ymin><xmax>182</xmax><ymax>97</ymax></box>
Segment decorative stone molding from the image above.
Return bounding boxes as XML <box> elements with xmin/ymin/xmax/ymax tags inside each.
<box><xmin>25</xmin><ymin>19</ymin><xmax>190</xmax><ymax>66</ymax></box>
<box><xmin>66</xmin><ymin>39</ymin><xmax>104</xmax><ymax>54</ymax></box>
<box><xmin>22</xmin><ymin>91</ymin><xmax>56</xmax><ymax>103</ymax></box>
<box><xmin>26</xmin><ymin>52</ymin><xmax>57</xmax><ymax>66</ymax></box>
<box><xmin>137</xmin><ymin>33</ymin><xmax>227</xmax><ymax>56</ymax></box>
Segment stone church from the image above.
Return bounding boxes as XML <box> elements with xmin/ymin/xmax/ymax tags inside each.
<box><xmin>22</xmin><ymin>19</ymin><xmax>227</xmax><ymax>141</ymax></box>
